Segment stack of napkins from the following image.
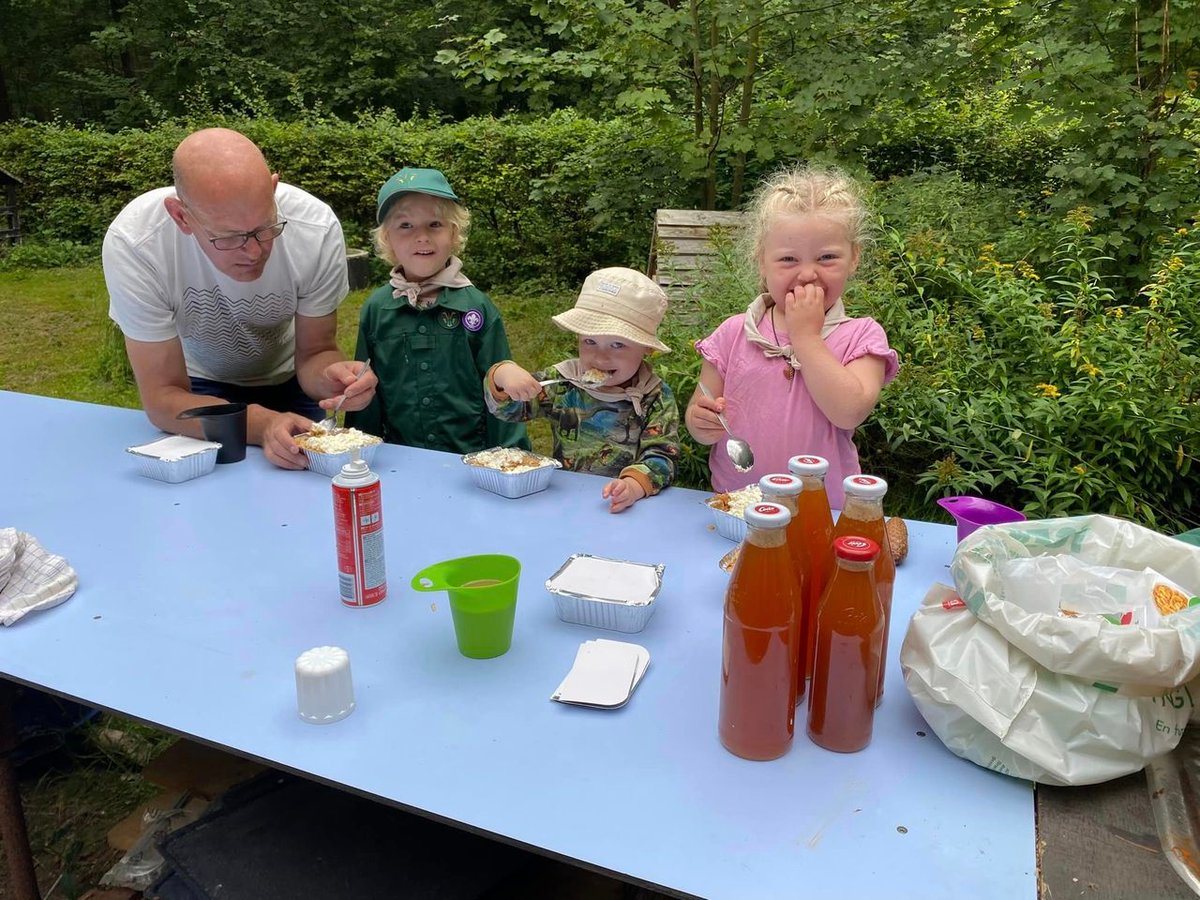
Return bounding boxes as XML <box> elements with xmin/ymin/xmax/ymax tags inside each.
<box><xmin>551</xmin><ymin>639</ymin><xmax>650</xmax><ymax>709</ymax></box>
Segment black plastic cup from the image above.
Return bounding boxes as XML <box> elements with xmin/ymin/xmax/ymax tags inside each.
<box><xmin>177</xmin><ymin>403</ymin><xmax>248</xmax><ymax>464</ymax></box>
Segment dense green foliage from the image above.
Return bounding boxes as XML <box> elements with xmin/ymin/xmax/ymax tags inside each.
<box><xmin>2</xmin><ymin>0</ymin><xmax>1197</xmax><ymax>532</ymax></box>
<box><xmin>0</xmin><ymin>113</ymin><xmax>692</xmax><ymax>288</ymax></box>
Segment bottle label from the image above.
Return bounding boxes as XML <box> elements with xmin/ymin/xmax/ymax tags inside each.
<box><xmin>333</xmin><ymin>478</ymin><xmax>387</xmax><ymax>607</ymax></box>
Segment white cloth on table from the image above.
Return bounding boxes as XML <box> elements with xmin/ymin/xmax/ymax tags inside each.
<box><xmin>0</xmin><ymin>528</ymin><xmax>78</xmax><ymax>626</ymax></box>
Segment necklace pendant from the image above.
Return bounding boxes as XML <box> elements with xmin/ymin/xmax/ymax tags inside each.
<box><xmin>784</xmin><ymin>366</ymin><xmax>795</xmax><ymax>381</ymax></box>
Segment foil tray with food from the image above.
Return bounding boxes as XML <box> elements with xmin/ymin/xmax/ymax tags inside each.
<box><xmin>293</xmin><ymin>427</ymin><xmax>383</xmax><ymax>476</ymax></box>
<box><xmin>705</xmin><ymin>484</ymin><xmax>762</xmax><ymax>542</ymax></box>
<box><xmin>461</xmin><ymin>447</ymin><xmax>562</xmax><ymax>499</ymax></box>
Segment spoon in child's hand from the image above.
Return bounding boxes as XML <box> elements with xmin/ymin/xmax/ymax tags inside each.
<box><xmin>698</xmin><ymin>382</ymin><xmax>754</xmax><ymax>473</ymax></box>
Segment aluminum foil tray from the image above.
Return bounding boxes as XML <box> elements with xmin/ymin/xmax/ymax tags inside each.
<box><xmin>126</xmin><ymin>436</ymin><xmax>220</xmax><ymax>484</ymax></box>
<box><xmin>462</xmin><ymin>448</ymin><xmax>561</xmax><ymax>499</ymax></box>
<box><xmin>301</xmin><ymin>441</ymin><xmax>380</xmax><ymax>477</ymax></box>
<box><xmin>545</xmin><ymin>554</ymin><xmax>665</xmax><ymax>633</ymax></box>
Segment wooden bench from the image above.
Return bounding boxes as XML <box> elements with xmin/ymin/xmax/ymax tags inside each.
<box><xmin>647</xmin><ymin>208</ymin><xmax>749</xmax><ymax>297</ymax></box>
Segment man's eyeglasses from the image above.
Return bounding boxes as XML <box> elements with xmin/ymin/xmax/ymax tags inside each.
<box><xmin>204</xmin><ymin>221</ymin><xmax>288</xmax><ymax>251</ymax></box>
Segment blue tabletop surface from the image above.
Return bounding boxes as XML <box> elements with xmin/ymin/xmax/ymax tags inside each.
<box><xmin>1</xmin><ymin>390</ymin><xmax>1035</xmax><ymax>899</ymax></box>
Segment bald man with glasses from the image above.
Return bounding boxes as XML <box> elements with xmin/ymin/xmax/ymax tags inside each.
<box><xmin>103</xmin><ymin>127</ymin><xmax>377</xmax><ymax>469</ymax></box>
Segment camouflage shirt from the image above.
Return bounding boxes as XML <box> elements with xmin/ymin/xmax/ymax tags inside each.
<box><xmin>487</xmin><ymin>367</ymin><xmax>681</xmax><ymax>495</ymax></box>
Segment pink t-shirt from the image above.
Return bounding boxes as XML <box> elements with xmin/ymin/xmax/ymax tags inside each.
<box><xmin>695</xmin><ymin>312</ymin><xmax>899</xmax><ymax>508</ymax></box>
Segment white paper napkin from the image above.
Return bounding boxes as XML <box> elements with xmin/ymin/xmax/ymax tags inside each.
<box><xmin>552</xmin><ymin>639</ymin><xmax>650</xmax><ymax>709</ymax></box>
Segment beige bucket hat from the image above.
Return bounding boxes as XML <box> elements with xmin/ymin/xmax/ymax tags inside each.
<box><xmin>551</xmin><ymin>267</ymin><xmax>671</xmax><ymax>353</ymax></box>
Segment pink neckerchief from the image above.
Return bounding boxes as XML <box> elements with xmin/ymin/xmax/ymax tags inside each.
<box><xmin>390</xmin><ymin>256</ymin><xmax>472</xmax><ymax>310</ymax></box>
<box><xmin>741</xmin><ymin>292</ymin><xmax>851</xmax><ymax>370</ymax></box>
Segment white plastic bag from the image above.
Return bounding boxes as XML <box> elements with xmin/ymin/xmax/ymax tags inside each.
<box><xmin>902</xmin><ymin>583</ymin><xmax>1194</xmax><ymax>786</ymax></box>
<box><xmin>951</xmin><ymin>515</ymin><xmax>1200</xmax><ymax>691</ymax></box>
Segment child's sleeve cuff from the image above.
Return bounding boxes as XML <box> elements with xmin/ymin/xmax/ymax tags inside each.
<box><xmin>618</xmin><ymin>467</ymin><xmax>655</xmax><ymax>497</ymax></box>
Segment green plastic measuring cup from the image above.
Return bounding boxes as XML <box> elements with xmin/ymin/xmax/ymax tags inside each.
<box><xmin>411</xmin><ymin>555</ymin><xmax>521</xmax><ymax>659</ymax></box>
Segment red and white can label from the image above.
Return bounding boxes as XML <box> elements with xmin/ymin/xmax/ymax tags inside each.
<box><xmin>333</xmin><ymin>479</ymin><xmax>387</xmax><ymax>607</ymax></box>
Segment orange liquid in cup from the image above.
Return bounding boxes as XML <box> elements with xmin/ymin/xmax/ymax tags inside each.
<box><xmin>718</xmin><ymin>531</ymin><xmax>801</xmax><ymax>761</ymax></box>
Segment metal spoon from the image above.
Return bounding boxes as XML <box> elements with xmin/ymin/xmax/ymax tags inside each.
<box><xmin>697</xmin><ymin>382</ymin><xmax>754</xmax><ymax>473</ymax></box>
<box><xmin>313</xmin><ymin>358</ymin><xmax>371</xmax><ymax>433</ymax></box>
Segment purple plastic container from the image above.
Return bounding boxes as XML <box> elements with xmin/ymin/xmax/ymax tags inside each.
<box><xmin>937</xmin><ymin>496</ymin><xmax>1027</xmax><ymax>542</ymax></box>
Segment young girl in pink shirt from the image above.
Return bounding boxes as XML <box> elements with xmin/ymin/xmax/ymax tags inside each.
<box><xmin>684</xmin><ymin>166</ymin><xmax>899</xmax><ymax>509</ymax></box>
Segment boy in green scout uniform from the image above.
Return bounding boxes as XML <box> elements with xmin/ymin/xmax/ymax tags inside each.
<box><xmin>347</xmin><ymin>168</ymin><xmax>529</xmax><ymax>453</ymax></box>
<box><xmin>485</xmin><ymin>267</ymin><xmax>681</xmax><ymax>514</ymax></box>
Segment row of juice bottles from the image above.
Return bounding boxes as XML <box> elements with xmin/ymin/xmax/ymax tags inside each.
<box><xmin>718</xmin><ymin>455</ymin><xmax>895</xmax><ymax>761</ymax></box>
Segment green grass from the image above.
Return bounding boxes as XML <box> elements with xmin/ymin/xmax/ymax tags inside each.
<box><xmin>0</xmin><ymin>269</ymin><xmax>575</xmax><ymax>458</ymax></box>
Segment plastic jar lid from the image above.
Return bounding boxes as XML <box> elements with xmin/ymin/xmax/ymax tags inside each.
<box><xmin>759</xmin><ymin>473</ymin><xmax>802</xmax><ymax>497</ymax></box>
<box><xmin>788</xmin><ymin>455</ymin><xmax>830</xmax><ymax>476</ymax></box>
<box><xmin>833</xmin><ymin>536</ymin><xmax>880</xmax><ymax>561</ymax></box>
<box><xmin>842</xmin><ymin>474</ymin><xmax>888</xmax><ymax>498</ymax></box>
<box><xmin>744</xmin><ymin>501</ymin><xmax>791</xmax><ymax>529</ymax></box>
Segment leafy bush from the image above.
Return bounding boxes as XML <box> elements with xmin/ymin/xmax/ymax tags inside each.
<box><xmin>0</xmin><ymin>239</ymin><xmax>100</xmax><ymax>271</ymax></box>
<box><xmin>0</xmin><ymin>112</ymin><xmax>690</xmax><ymax>291</ymax></box>
<box><xmin>857</xmin><ymin>218</ymin><xmax>1200</xmax><ymax>532</ymax></box>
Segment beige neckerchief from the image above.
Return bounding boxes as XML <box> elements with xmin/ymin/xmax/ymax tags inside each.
<box><xmin>742</xmin><ymin>292</ymin><xmax>851</xmax><ymax>370</ymax></box>
<box><xmin>554</xmin><ymin>358</ymin><xmax>662</xmax><ymax>416</ymax></box>
<box><xmin>390</xmin><ymin>256</ymin><xmax>472</xmax><ymax>310</ymax></box>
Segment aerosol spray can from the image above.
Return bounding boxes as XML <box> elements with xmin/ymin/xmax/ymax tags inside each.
<box><xmin>332</xmin><ymin>452</ymin><xmax>387</xmax><ymax>608</ymax></box>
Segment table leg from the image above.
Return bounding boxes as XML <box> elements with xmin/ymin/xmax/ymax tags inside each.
<box><xmin>0</xmin><ymin>680</ymin><xmax>41</xmax><ymax>900</ymax></box>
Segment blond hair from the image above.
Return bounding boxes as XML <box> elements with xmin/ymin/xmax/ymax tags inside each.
<box><xmin>746</xmin><ymin>164</ymin><xmax>871</xmax><ymax>268</ymax></box>
<box><xmin>371</xmin><ymin>194</ymin><xmax>471</xmax><ymax>266</ymax></box>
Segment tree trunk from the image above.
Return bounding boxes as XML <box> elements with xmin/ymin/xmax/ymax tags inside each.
<box><xmin>0</xmin><ymin>64</ymin><xmax>12</xmax><ymax>122</ymax></box>
<box><xmin>731</xmin><ymin>2</ymin><xmax>762</xmax><ymax>207</ymax></box>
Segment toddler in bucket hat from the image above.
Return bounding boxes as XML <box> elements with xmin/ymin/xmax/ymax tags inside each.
<box><xmin>484</xmin><ymin>267</ymin><xmax>681</xmax><ymax>514</ymax></box>
<box><xmin>550</xmin><ymin>268</ymin><xmax>671</xmax><ymax>354</ymax></box>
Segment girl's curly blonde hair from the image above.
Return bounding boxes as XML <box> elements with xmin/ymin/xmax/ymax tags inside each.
<box><xmin>745</xmin><ymin>164</ymin><xmax>871</xmax><ymax>269</ymax></box>
<box><xmin>371</xmin><ymin>194</ymin><xmax>471</xmax><ymax>268</ymax></box>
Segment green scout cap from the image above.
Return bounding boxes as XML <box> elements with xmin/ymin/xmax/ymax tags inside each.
<box><xmin>376</xmin><ymin>168</ymin><xmax>460</xmax><ymax>223</ymax></box>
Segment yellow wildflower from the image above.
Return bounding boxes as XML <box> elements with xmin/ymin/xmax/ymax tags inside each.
<box><xmin>1167</xmin><ymin>256</ymin><xmax>1185</xmax><ymax>272</ymax></box>
<box><xmin>1073</xmin><ymin>465</ymin><xmax>1087</xmax><ymax>475</ymax></box>
<box><xmin>1036</xmin><ymin>383</ymin><xmax>1061</xmax><ymax>398</ymax></box>
<box><xmin>1178</xmin><ymin>228</ymin><xmax>1190</xmax><ymax>236</ymax></box>
<box><xmin>1079</xmin><ymin>361</ymin><xmax>1101</xmax><ymax>377</ymax></box>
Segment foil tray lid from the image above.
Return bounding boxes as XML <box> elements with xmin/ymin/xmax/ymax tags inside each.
<box><xmin>545</xmin><ymin>554</ymin><xmax>665</xmax><ymax>607</ymax></box>
<box><xmin>127</xmin><ymin>435</ymin><xmax>222</xmax><ymax>461</ymax></box>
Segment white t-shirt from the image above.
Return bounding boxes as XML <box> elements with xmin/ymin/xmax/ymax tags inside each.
<box><xmin>104</xmin><ymin>183</ymin><xmax>348</xmax><ymax>386</ymax></box>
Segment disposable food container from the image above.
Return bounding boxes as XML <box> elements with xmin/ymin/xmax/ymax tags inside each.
<box><xmin>461</xmin><ymin>447</ymin><xmax>561</xmax><ymax>499</ymax></box>
<box><xmin>707</xmin><ymin>502</ymin><xmax>748</xmax><ymax>543</ymax></box>
<box><xmin>545</xmin><ymin>554</ymin><xmax>665</xmax><ymax>633</ymax></box>
<box><xmin>126</xmin><ymin>435</ymin><xmax>221</xmax><ymax>483</ymax></box>
<box><xmin>294</xmin><ymin>430</ymin><xmax>382</xmax><ymax>477</ymax></box>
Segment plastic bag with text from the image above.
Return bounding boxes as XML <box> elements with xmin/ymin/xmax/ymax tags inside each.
<box><xmin>951</xmin><ymin>515</ymin><xmax>1200</xmax><ymax>693</ymax></box>
<box><xmin>902</xmin><ymin>583</ymin><xmax>1195</xmax><ymax>786</ymax></box>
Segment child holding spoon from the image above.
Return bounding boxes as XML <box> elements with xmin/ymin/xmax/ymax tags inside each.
<box><xmin>684</xmin><ymin>165</ymin><xmax>898</xmax><ymax>508</ymax></box>
<box><xmin>485</xmin><ymin>267</ymin><xmax>681</xmax><ymax>513</ymax></box>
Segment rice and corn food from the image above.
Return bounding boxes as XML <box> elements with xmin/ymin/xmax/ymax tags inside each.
<box><xmin>581</xmin><ymin>368</ymin><xmax>608</xmax><ymax>385</ymax></box>
<box><xmin>466</xmin><ymin>447</ymin><xmax>555</xmax><ymax>474</ymax></box>
<box><xmin>708</xmin><ymin>484</ymin><xmax>763</xmax><ymax>518</ymax></box>
<box><xmin>293</xmin><ymin>428</ymin><xmax>382</xmax><ymax>454</ymax></box>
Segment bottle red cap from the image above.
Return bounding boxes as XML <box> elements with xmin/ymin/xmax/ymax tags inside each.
<box><xmin>833</xmin><ymin>536</ymin><xmax>880</xmax><ymax>561</ymax></box>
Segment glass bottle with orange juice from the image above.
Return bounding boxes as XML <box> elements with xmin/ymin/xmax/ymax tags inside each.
<box><xmin>807</xmin><ymin>536</ymin><xmax>884</xmax><ymax>753</ymax></box>
<box><xmin>787</xmin><ymin>455</ymin><xmax>835</xmax><ymax>684</ymax></box>
<box><xmin>718</xmin><ymin>502</ymin><xmax>802</xmax><ymax>761</ymax></box>
<box><xmin>832</xmin><ymin>475</ymin><xmax>894</xmax><ymax>706</ymax></box>
<box><xmin>758</xmin><ymin>473</ymin><xmax>809</xmax><ymax>705</ymax></box>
